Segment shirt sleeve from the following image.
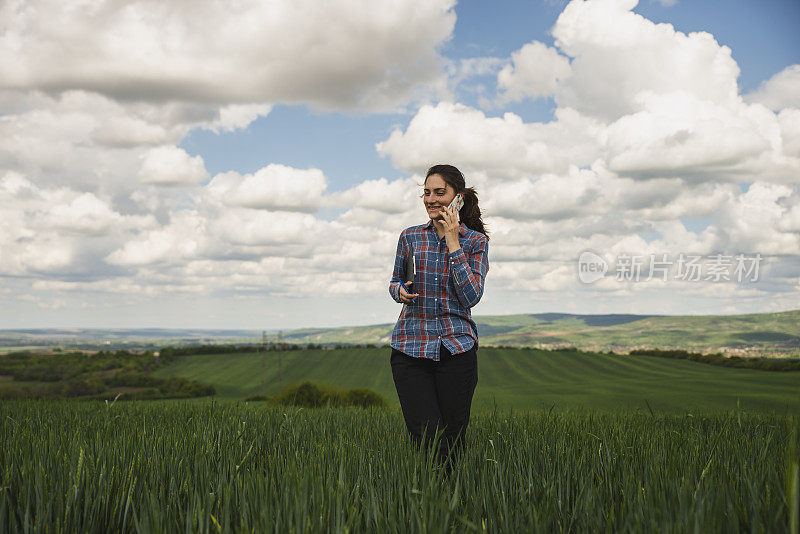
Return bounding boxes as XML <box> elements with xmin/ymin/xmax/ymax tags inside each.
<box><xmin>448</xmin><ymin>234</ymin><xmax>489</xmax><ymax>308</ymax></box>
<box><xmin>388</xmin><ymin>232</ymin><xmax>408</xmax><ymax>303</ymax></box>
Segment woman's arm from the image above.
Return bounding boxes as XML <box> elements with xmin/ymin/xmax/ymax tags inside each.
<box><xmin>388</xmin><ymin>232</ymin><xmax>408</xmax><ymax>303</ymax></box>
<box><xmin>448</xmin><ymin>235</ymin><xmax>489</xmax><ymax>308</ymax></box>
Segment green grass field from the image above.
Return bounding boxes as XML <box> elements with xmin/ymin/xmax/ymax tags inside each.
<box><xmin>5</xmin><ymin>348</ymin><xmax>800</xmax><ymax>531</ymax></box>
<box><xmin>154</xmin><ymin>347</ymin><xmax>800</xmax><ymax>415</ymax></box>
<box><xmin>1</xmin><ymin>400</ymin><xmax>798</xmax><ymax>532</ymax></box>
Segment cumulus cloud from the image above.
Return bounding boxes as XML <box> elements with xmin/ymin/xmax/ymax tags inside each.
<box><xmin>496</xmin><ymin>41</ymin><xmax>572</xmax><ymax>104</ymax></box>
<box><xmin>326</xmin><ymin>177</ymin><xmax>422</xmax><ymax>213</ymax></box>
<box><xmin>216</xmin><ymin>210</ymin><xmax>326</xmax><ymax>247</ymax></box>
<box><xmin>0</xmin><ymin>0</ymin><xmax>456</xmax><ymax>111</ymax></box>
<box><xmin>0</xmin><ymin>171</ymin><xmax>155</xmax><ymax>277</ymax></box>
<box><xmin>204</xmin><ymin>104</ymin><xmax>273</xmax><ymax>134</ymax></box>
<box><xmin>105</xmin><ymin>211</ymin><xmax>205</xmax><ymax>267</ymax></box>
<box><xmin>138</xmin><ymin>146</ymin><xmax>209</xmax><ymax>186</ymax></box>
<box><xmin>368</xmin><ymin>0</ymin><xmax>799</xmax><ymax>313</ymax></box>
<box><xmin>603</xmin><ymin>91</ymin><xmax>774</xmax><ymax>180</ymax></box>
<box><xmin>379</xmin><ymin>0</ymin><xmax>799</xmax><ymax>184</ymax></box>
<box><xmin>711</xmin><ymin>182</ymin><xmax>800</xmax><ymax>255</ymax></box>
<box><xmin>0</xmin><ymin>90</ymin><xmax>238</xmax><ymax>197</ymax></box>
<box><xmin>2</xmin><ymin>0</ymin><xmax>798</xmax><ymax>325</ymax></box>
<box><xmin>745</xmin><ymin>65</ymin><xmax>800</xmax><ymax>112</ymax></box>
<box><xmin>778</xmin><ymin>109</ymin><xmax>800</xmax><ymax>158</ymax></box>
<box><xmin>376</xmin><ymin>102</ymin><xmax>604</xmax><ymax>178</ymax></box>
<box><xmin>43</xmin><ymin>193</ymin><xmax>125</xmax><ymax>235</ymax></box>
<box><xmin>484</xmin><ymin>167</ymin><xmax>603</xmax><ymax>221</ymax></box>
<box><xmin>205</xmin><ymin>165</ymin><xmax>327</xmax><ymax>212</ymax></box>
<box><xmin>552</xmin><ymin>0</ymin><xmax>740</xmax><ymax>121</ymax></box>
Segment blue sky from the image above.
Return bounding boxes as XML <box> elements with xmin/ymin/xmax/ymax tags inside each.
<box><xmin>0</xmin><ymin>0</ymin><xmax>799</xmax><ymax>329</ymax></box>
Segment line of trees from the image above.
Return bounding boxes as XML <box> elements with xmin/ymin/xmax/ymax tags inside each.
<box><xmin>158</xmin><ymin>342</ymin><xmax>391</xmax><ymax>356</ymax></box>
<box><xmin>629</xmin><ymin>348</ymin><xmax>800</xmax><ymax>371</ymax></box>
<box><xmin>0</xmin><ymin>350</ymin><xmax>215</xmax><ymax>400</ymax></box>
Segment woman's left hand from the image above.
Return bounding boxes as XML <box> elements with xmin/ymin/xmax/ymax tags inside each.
<box><xmin>441</xmin><ymin>205</ymin><xmax>461</xmax><ymax>253</ymax></box>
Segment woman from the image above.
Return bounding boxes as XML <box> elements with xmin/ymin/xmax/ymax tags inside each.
<box><xmin>388</xmin><ymin>164</ymin><xmax>490</xmax><ymax>474</ymax></box>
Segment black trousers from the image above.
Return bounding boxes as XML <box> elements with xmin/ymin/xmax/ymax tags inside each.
<box><xmin>390</xmin><ymin>341</ymin><xmax>478</xmax><ymax>471</ymax></box>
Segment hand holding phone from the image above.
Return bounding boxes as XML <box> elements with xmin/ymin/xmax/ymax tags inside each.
<box><xmin>400</xmin><ymin>251</ymin><xmax>417</xmax><ymax>305</ymax></box>
<box><xmin>399</xmin><ymin>281</ymin><xmax>418</xmax><ymax>304</ymax></box>
<box><xmin>447</xmin><ymin>193</ymin><xmax>464</xmax><ymax>221</ymax></box>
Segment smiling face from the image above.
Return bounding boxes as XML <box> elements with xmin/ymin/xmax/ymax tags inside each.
<box><xmin>423</xmin><ymin>173</ymin><xmax>456</xmax><ymax>221</ymax></box>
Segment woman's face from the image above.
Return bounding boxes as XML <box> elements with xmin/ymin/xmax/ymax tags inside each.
<box><xmin>423</xmin><ymin>173</ymin><xmax>456</xmax><ymax>221</ymax></box>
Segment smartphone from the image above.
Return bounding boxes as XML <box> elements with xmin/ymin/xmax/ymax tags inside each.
<box><xmin>447</xmin><ymin>193</ymin><xmax>464</xmax><ymax>219</ymax></box>
<box><xmin>403</xmin><ymin>251</ymin><xmax>416</xmax><ymax>305</ymax></box>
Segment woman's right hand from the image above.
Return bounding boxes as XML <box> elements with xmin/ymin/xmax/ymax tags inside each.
<box><xmin>399</xmin><ymin>284</ymin><xmax>419</xmax><ymax>304</ymax></box>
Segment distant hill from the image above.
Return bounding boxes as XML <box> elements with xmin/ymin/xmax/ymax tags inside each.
<box><xmin>0</xmin><ymin>328</ymin><xmax>268</xmax><ymax>353</ymax></box>
<box><xmin>2</xmin><ymin>309</ymin><xmax>798</xmax><ymax>356</ymax></box>
<box><xmin>280</xmin><ymin>310</ymin><xmax>800</xmax><ymax>357</ymax></box>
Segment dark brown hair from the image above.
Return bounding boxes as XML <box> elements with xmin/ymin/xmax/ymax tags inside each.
<box><xmin>423</xmin><ymin>164</ymin><xmax>489</xmax><ymax>240</ymax></box>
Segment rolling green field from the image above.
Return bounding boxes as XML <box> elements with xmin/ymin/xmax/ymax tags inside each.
<box><xmin>154</xmin><ymin>347</ymin><xmax>800</xmax><ymax>415</ymax></box>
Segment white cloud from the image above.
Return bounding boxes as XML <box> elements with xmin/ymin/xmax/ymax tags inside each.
<box><xmin>711</xmin><ymin>182</ymin><xmax>800</xmax><ymax>256</ymax></box>
<box><xmin>204</xmin><ymin>104</ymin><xmax>273</xmax><ymax>134</ymax></box>
<box><xmin>745</xmin><ymin>65</ymin><xmax>800</xmax><ymax>112</ymax></box>
<box><xmin>138</xmin><ymin>146</ymin><xmax>209</xmax><ymax>186</ymax></box>
<box><xmin>441</xmin><ymin>56</ymin><xmax>506</xmax><ymax>106</ymax></box>
<box><xmin>378</xmin><ymin>0</ymin><xmax>799</xmax><ymax>184</ymax></box>
<box><xmin>105</xmin><ymin>211</ymin><xmax>205</xmax><ymax>266</ymax></box>
<box><xmin>496</xmin><ymin>41</ymin><xmax>571</xmax><ymax>104</ymax></box>
<box><xmin>205</xmin><ymin>165</ymin><xmax>327</xmax><ymax>212</ymax></box>
<box><xmin>44</xmin><ymin>192</ymin><xmax>124</xmax><ymax>235</ymax></box>
<box><xmin>603</xmin><ymin>91</ymin><xmax>773</xmax><ymax>180</ymax></box>
<box><xmin>376</xmin><ymin>102</ymin><xmax>604</xmax><ymax>178</ymax></box>
<box><xmin>779</xmin><ymin>198</ymin><xmax>800</xmax><ymax>233</ymax></box>
<box><xmin>0</xmin><ymin>171</ymin><xmax>156</xmax><ymax>277</ymax></box>
<box><xmin>0</xmin><ymin>0</ymin><xmax>456</xmax><ymax>112</ymax></box>
<box><xmin>0</xmin><ymin>90</ymin><xmax>226</xmax><ymax>196</ymax></box>
<box><xmin>552</xmin><ymin>0</ymin><xmax>740</xmax><ymax>121</ymax></box>
<box><xmin>778</xmin><ymin>109</ymin><xmax>800</xmax><ymax>158</ymax></box>
<box><xmin>215</xmin><ymin>209</ymin><xmax>325</xmax><ymax>247</ymax></box>
<box><xmin>326</xmin><ymin>176</ymin><xmax>421</xmax><ymax>214</ymax></box>
<box><xmin>1</xmin><ymin>0</ymin><xmax>798</xmax><ymax>326</ymax></box>
<box><xmin>483</xmin><ymin>167</ymin><xmax>603</xmax><ymax>220</ymax></box>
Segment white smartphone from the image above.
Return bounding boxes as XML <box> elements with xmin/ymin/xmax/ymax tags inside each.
<box><xmin>447</xmin><ymin>193</ymin><xmax>464</xmax><ymax>220</ymax></box>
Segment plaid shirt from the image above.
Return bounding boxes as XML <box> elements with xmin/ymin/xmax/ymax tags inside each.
<box><xmin>388</xmin><ymin>219</ymin><xmax>489</xmax><ymax>361</ymax></box>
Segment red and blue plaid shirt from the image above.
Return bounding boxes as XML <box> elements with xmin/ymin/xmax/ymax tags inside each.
<box><xmin>389</xmin><ymin>219</ymin><xmax>489</xmax><ymax>360</ymax></box>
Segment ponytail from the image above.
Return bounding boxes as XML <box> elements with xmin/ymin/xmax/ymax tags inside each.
<box><xmin>460</xmin><ymin>186</ymin><xmax>489</xmax><ymax>241</ymax></box>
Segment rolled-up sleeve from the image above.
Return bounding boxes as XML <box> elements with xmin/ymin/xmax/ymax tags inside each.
<box><xmin>388</xmin><ymin>232</ymin><xmax>408</xmax><ymax>303</ymax></box>
<box><xmin>448</xmin><ymin>235</ymin><xmax>489</xmax><ymax>308</ymax></box>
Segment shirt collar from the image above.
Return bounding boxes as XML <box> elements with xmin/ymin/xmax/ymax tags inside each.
<box><xmin>425</xmin><ymin>218</ymin><xmax>467</xmax><ymax>237</ymax></box>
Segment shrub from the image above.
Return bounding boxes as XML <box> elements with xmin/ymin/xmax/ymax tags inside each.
<box><xmin>0</xmin><ymin>387</ymin><xmax>25</xmax><ymax>400</ymax></box>
<box><xmin>345</xmin><ymin>388</ymin><xmax>388</xmax><ymax>408</ymax></box>
<box><xmin>268</xmin><ymin>381</ymin><xmax>387</xmax><ymax>409</ymax></box>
